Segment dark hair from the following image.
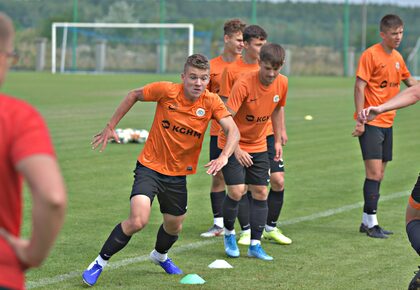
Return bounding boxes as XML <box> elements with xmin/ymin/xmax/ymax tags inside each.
<box><xmin>224</xmin><ymin>19</ymin><xmax>246</xmax><ymax>36</ymax></box>
<box><xmin>260</xmin><ymin>43</ymin><xmax>285</xmax><ymax>68</ymax></box>
<box><xmin>380</xmin><ymin>14</ymin><xmax>403</xmax><ymax>32</ymax></box>
<box><xmin>243</xmin><ymin>25</ymin><xmax>267</xmax><ymax>43</ymax></box>
<box><xmin>0</xmin><ymin>12</ymin><xmax>14</xmax><ymax>51</ymax></box>
<box><xmin>184</xmin><ymin>54</ymin><xmax>210</xmax><ymax>72</ymax></box>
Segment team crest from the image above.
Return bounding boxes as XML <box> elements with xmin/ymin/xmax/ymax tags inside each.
<box><xmin>395</xmin><ymin>62</ymin><xmax>400</xmax><ymax>70</ymax></box>
<box><xmin>196</xmin><ymin>108</ymin><xmax>205</xmax><ymax>117</ymax></box>
<box><xmin>273</xmin><ymin>95</ymin><xmax>280</xmax><ymax>103</ymax></box>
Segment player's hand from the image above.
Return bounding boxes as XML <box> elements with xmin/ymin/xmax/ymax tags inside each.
<box><xmin>281</xmin><ymin>131</ymin><xmax>288</xmax><ymax>146</ymax></box>
<box><xmin>91</xmin><ymin>124</ymin><xmax>120</xmax><ymax>152</ymax></box>
<box><xmin>205</xmin><ymin>155</ymin><xmax>228</xmax><ymax>176</ymax></box>
<box><xmin>273</xmin><ymin>141</ymin><xmax>283</xmax><ymax>162</ymax></box>
<box><xmin>234</xmin><ymin>147</ymin><xmax>253</xmax><ymax>167</ymax></box>
<box><xmin>0</xmin><ymin>228</ymin><xmax>31</xmax><ymax>270</ymax></box>
<box><xmin>351</xmin><ymin>122</ymin><xmax>365</xmax><ymax>137</ymax></box>
<box><xmin>358</xmin><ymin>106</ymin><xmax>380</xmax><ymax>123</ymax></box>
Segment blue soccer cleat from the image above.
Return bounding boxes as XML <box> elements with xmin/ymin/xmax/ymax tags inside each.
<box><xmin>82</xmin><ymin>261</ymin><xmax>103</xmax><ymax>286</ymax></box>
<box><xmin>150</xmin><ymin>252</ymin><xmax>183</xmax><ymax>275</ymax></box>
<box><xmin>224</xmin><ymin>233</ymin><xmax>240</xmax><ymax>258</ymax></box>
<box><xmin>248</xmin><ymin>244</ymin><xmax>273</xmax><ymax>261</ymax></box>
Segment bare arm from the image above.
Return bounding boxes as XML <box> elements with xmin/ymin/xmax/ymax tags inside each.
<box><xmin>359</xmin><ymin>84</ymin><xmax>420</xmax><ymax>122</ymax></box>
<box><xmin>205</xmin><ymin>116</ymin><xmax>240</xmax><ymax>175</ymax></box>
<box><xmin>279</xmin><ymin>106</ymin><xmax>287</xmax><ymax>145</ymax></box>
<box><xmin>91</xmin><ymin>87</ymin><xmax>145</xmax><ymax>152</ymax></box>
<box><xmin>0</xmin><ymin>155</ymin><xmax>67</xmax><ymax>269</ymax></box>
<box><xmin>403</xmin><ymin>76</ymin><xmax>418</xmax><ymax>88</ymax></box>
<box><xmin>271</xmin><ymin>106</ymin><xmax>283</xmax><ymax>161</ymax></box>
<box><xmin>352</xmin><ymin>77</ymin><xmax>367</xmax><ymax>137</ymax></box>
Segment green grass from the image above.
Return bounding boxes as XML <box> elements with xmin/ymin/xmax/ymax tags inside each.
<box><xmin>3</xmin><ymin>72</ymin><xmax>420</xmax><ymax>289</ymax></box>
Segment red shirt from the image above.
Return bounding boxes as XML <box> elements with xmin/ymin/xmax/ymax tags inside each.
<box><xmin>0</xmin><ymin>94</ymin><xmax>55</xmax><ymax>290</ymax></box>
<box><xmin>139</xmin><ymin>82</ymin><xmax>230</xmax><ymax>175</ymax></box>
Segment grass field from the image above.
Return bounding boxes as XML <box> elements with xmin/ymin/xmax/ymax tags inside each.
<box><xmin>3</xmin><ymin>72</ymin><xmax>420</xmax><ymax>289</ymax></box>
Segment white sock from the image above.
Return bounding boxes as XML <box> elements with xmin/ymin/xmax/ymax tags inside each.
<box><xmin>265</xmin><ymin>225</ymin><xmax>275</xmax><ymax>232</ymax></box>
<box><xmin>151</xmin><ymin>249</ymin><xmax>167</xmax><ymax>262</ymax></box>
<box><xmin>224</xmin><ymin>228</ymin><xmax>235</xmax><ymax>235</ymax></box>
<box><xmin>366</xmin><ymin>214</ymin><xmax>378</xmax><ymax>228</ymax></box>
<box><xmin>214</xmin><ymin>217</ymin><xmax>223</xmax><ymax>228</ymax></box>
<box><xmin>88</xmin><ymin>255</ymin><xmax>108</xmax><ymax>269</ymax></box>
<box><xmin>362</xmin><ymin>212</ymin><xmax>368</xmax><ymax>226</ymax></box>
<box><xmin>250</xmin><ymin>239</ymin><xmax>261</xmax><ymax>246</ymax></box>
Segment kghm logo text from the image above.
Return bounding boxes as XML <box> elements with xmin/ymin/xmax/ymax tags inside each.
<box><xmin>245</xmin><ymin>115</ymin><xmax>270</xmax><ymax>122</ymax></box>
<box><xmin>161</xmin><ymin>120</ymin><xmax>201</xmax><ymax>139</ymax></box>
<box><xmin>380</xmin><ymin>80</ymin><xmax>399</xmax><ymax>88</ymax></box>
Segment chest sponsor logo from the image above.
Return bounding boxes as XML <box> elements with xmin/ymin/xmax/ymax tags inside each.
<box><xmin>273</xmin><ymin>95</ymin><xmax>280</xmax><ymax>102</ymax></box>
<box><xmin>161</xmin><ymin>120</ymin><xmax>202</xmax><ymax>139</ymax></box>
<box><xmin>196</xmin><ymin>108</ymin><xmax>205</xmax><ymax>117</ymax></box>
<box><xmin>379</xmin><ymin>80</ymin><xmax>398</xmax><ymax>88</ymax></box>
<box><xmin>245</xmin><ymin>115</ymin><xmax>270</xmax><ymax>122</ymax></box>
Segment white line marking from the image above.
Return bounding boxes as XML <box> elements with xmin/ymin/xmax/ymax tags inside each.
<box><xmin>27</xmin><ymin>190</ymin><xmax>409</xmax><ymax>289</ymax></box>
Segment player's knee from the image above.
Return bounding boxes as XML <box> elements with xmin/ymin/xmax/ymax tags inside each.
<box><xmin>407</xmin><ymin>219</ymin><xmax>420</xmax><ymax>255</ymax></box>
<box><xmin>251</xmin><ymin>188</ymin><xmax>268</xmax><ymax>200</ymax></box>
<box><xmin>211</xmin><ymin>172</ymin><xmax>225</xmax><ymax>190</ymax></box>
<box><xmin>128</xmin><ymin>217</ymin><xmax>148</xmax><ymax>233</ymax></box>
<box><xmin>270</xmin><ymin>177</ymin><xmax>284</xmax><ymax>191</ymax></box>
<box><xmin>164</xmin><ymin>222</ymin><xmax>183</xmax><ymax>235</ymax></box>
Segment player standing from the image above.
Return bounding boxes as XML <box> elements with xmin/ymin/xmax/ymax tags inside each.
<box><xmin>219</xmin><ymin>43</ymin><xmax>288</xmax><ymax>260</ymax></box>
<box><xmin>352</xmin><ymin>14</ymin><xmax>417</xmax><ymax>238</ymax></box>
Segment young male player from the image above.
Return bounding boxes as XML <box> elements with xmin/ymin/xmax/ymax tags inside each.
<box><xmin>0</xmin><ymin>12</ymin><xmax>67</xmax><ymax>290</ymax></box>
<box><xmin>82</xmin><ymin>54</ymin><xmax>239</xmax><ymax>287</ymax></box>
<box><xmin>352</xmin><ymin>14</ymin><xmax>417</xmax><ymax>238</ymax></box>
<box><xmin>219</xmin><ymin>43</ymin><xmax>288</xmax><ymax>260</ymax></box>
<box><xmin>201</xmin><ymin>19</ymin><xmax>246</xmax><ymax>238</ymax></box>
<box><xmin>220</xmin><ymin>24</ymin><xmax>291</xmax><ymax>246</ymax></box>
<box><xmin>358</xmin><ymin>84</ymin><xmax>420</xmax><ymax>289</ymax></box>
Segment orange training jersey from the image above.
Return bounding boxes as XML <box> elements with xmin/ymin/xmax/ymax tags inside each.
<box><xmin>139</xmin><ymin>82</ymin><xmax>230</xmax><ymax>176</ymax></box>
<box><xmin>218</xmin><ymin>71</ymin><xmax>288</xmax><ymax>153</ymax></box>
<box><xmin>219</xmin><ymin>57</ymin><xmax>260</xmax><ymax>98</ymax></box>
<box><xmin>208</xmin><ymin>55</ymin><xmax>239</xmax><ymax>136</ymax></box>
<box><xmin>355</xmin><ymin>43</ymin><xmax>411</xmax><ymax>128</ymax></box>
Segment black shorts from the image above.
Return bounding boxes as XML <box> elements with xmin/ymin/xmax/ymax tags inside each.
<box><xmin>358</xmin><ymin>124</ymin><xmax>393</xmax><ymax>162</ymax></box>
<box><xmin>130</xmin><ymin>162</ymin><xmax>187</xmax><ymax>216</ymax></box>
<box><xmin>222</xmin><ymin>152</ymin><xmax>270</xmax><ymax>186</ymax></box>
<box><xmin>209</xmin><ymin>135</ymin><xmax>222</xmax><ymax>160</ymax></box>
<box><xmin>266</xmin><ymin>134</ymin><xmax>285</xmax><ymax>173</ymax></box>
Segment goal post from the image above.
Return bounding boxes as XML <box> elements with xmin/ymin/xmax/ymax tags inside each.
<box><xmin>51</xmin><ymin>22</ymin><xmax>194</xmax><ymax>74</ymax></box>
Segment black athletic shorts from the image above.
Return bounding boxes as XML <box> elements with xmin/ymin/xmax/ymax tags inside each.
<box><xmin>222</xmin><ymin>151</ymin><xmax>270</xmax><ymax>186</ymax></box>
<box><xmin>130</xmin><ymin>162</ymin><xmax>187</xmax><ymax>216</ymax></box>
<box><xmin>209</xmin><ymin>135</ymin><xmax>222</xmax><ymax>160</ymax></box>
<box><xmin>358</xmin><ymin>124</ymin><xmax>393</xmax><ymax>162</ymax></box>
<box><xmin>266</xmin><ymin>134</ymin><xmax>285</xmax><ymax>173</ymax></box>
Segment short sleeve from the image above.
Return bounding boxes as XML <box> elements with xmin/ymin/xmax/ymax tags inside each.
<box><xmin>356</xmin><ymin>50</ymin><xmax>373</xmax><ymax>83</ymax></box>
<box><xmin>210</xmin><ymin>94</ymin><xmax>231</xmax><ymax>122</ymax></box>
<box><xmin>142</xmin><ymin>82</ymin><xmax>172</xmax><ymax>102</ymax></box>
<box><xmin>10</xmin><ymin>103</ymin><xmax>55</xmax><ymax>165</ymax></box>
<box><xmin>226</xmin><ymin>78</ymin><xmax>248</xmax><ymax>113</ymax></box>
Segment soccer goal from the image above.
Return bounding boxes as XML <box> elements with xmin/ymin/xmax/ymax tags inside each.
<box><xmin>51</xmin><ymin>22</ymin><xmax>194</xmax><ymax>74</ymax></box>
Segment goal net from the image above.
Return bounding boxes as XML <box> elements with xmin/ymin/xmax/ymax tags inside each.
<box><xmin>51</xmin><ymin>22</ymin><xmax>194</xmax><ymax>74</ymax></box>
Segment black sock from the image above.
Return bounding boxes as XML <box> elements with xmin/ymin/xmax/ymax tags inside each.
<box><xmin>210</xmin><ymin>191</ymin><xmax>225</xmax><ymax>219</ymax></box>
<box><xmin>250</xmin><ymin>198</ymin><xmax>268</xmax><ymax>241</ymax></box>
<box><xmin>155</xmin><ymin>224</ymin><xmax>178</xmax><ymax>254</ymax></box>
<box><xmin>267</xmin><ymin>189</ymin><xmax>284</xmax><ymax>228</ymax></box>
<box><xmin>223</xmin><ymin>195</ymin><xmax>239</xmax><ymax>231</ymax></box>
<box><xmin>99</xmin><ymin>223</ymin><xmax>132</xmax><ymax>260</ymax></box>
<box><xmin>237</xmin><ymin>191</ymin><xmax>251</xmax><ymax>231</ymax></box>
<box><xmin>363</xmin><ymin>178</ymin><xmax>380</xmax><ymax>214</ymax></box>
<box><xmin>407</xmin><ymin>220</ymin><xmax>420</xmax><ymax>256</ymax></box>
